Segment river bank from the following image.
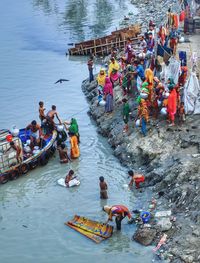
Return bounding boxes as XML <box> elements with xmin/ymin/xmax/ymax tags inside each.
<box><xmin>83</xmin><ymin>77</ymin><xmax>200</xmax><ymax>262</ymax></box>
<box><xmin>82</xmin><ymin>1</ymin><xmax>200</xmax><ymax>262</ymax></box>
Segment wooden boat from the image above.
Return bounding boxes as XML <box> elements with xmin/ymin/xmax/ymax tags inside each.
<box><xmin>0</xmin><ymin>128</ymin><xmax>58</xmax><ymax>184</ymax></box>
<box><xmin>68</xmin><ymin>24</ymin><xmax>141</xmax><ymax>56</ymax></box>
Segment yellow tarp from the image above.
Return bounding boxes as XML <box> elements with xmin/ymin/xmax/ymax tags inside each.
<box><xmin>65</xmin><ymin>215</ymin><xmax>113</xmax><ymax>243</ymax></box>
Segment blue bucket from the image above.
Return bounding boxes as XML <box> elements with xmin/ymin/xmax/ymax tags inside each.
<box><xmin>140</xmin><ymin>211</ymin><xmax>151</xmax><ymax>223</ymax></box>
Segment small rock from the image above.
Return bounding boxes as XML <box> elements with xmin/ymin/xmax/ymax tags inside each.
<box><xmin>155</xmin><ymin>210</ymin><xmax>172</xmax><ymax>218</ymax></box>
<box><xmin>192</xmin><ymin>229</ymin><xmax>200</xmax><ymax>237</ymax></box>
<box><xmin>157</xmin><ymin>217</ymin><xmax>172</xmax><ymax>231</ymax></box>
<box><xmin>180</xmin><ymin>255</ymin><xmax>194</xmax><ymax>263</ymax></box>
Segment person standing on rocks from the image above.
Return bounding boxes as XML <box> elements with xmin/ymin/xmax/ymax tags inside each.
<box><xmin>167</xmin><ymin>78</ymin><xmax>177</xmax><ymax>126</ymax></box>
<box><xmin>103</xmin><ymin>76</ymin><xmax>114</xmax><ymax>114</ymax></box>
<box><xmin>103</xmin><ymin>205</ymin><xmax>132</xmax><ymax>230</ymax></box>
<box><xmin>122</xmin><ymin>98</ymin><xmax>130</xmax><ymax>133</ymax></box>
<box><xmin>87</xmin><ymin>55</ymin><xmax>94</xmax><ymax>82</ymax></box>
<box><xmin>138</xmin><ymin>99</ymin><xmax>149</xmax><ymax>136</ymax></box>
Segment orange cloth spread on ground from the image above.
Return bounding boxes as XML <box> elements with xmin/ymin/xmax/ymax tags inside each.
<box><xmin>70</xmin><ymin>135</ymin><xmax>80</xmax><ymax>158</ymax></box>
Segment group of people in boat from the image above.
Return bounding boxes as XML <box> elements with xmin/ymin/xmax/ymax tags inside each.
<box><xmin>3</xmin><ymin>101</ymin><xmax>80</xmax><ymax>167</ymax></box>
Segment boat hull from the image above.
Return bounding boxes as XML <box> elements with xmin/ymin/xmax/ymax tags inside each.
<box><xmin>0</xmin><ymin>130</ymin><xmax>57</xmax><ymax>184</ymax></box>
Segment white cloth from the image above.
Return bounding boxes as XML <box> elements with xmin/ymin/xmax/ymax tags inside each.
<box><xmin>184</xmin><ymin>72</ymin><xmax>200</xmax><ymax>114</ymax></box>
<box><xmin>161</xmin><ymin>57</ymin><xmax>181</xmax><ymax>85</ymax></box>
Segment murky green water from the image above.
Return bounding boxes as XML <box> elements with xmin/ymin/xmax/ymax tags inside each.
<box><xmin>0</xmin><ymin>1</ymin><xmax>157</xmax><ymax>262</ymax></box>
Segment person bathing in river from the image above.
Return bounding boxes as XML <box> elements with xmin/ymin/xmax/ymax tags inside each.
<box><xmin>25</xmin><ymin>120</ymin><xmax>42</xmax><ymax>149</ymax></box>
<box><xmin>65</xmin><ymin>169</ymin><xmax>74</xmax><ymax>187</ymax></box>
<box><xmin>99</xmin><ymin>176</ymin><xmax>108</xmax><ymax>199</ymax></box>
<box><xmin>57</xmin><ymin>143</ymin><xmax>70</xmax><ymax>164</ymax></box>
<box><xmin>64</xmin><ymin>118</ymin><xmax>80</xmax><ymax>143</ymax></box>
<box><xmin>128</xmin><ymin>170</ymin><xmax>145</xmax><ymax>189</ymax></box>
<box><xmin>103</xmin><ymin>205</ymin><xmax>132</xmax><ymax>230</ymax></box>
<box><xmin>68</xmin><ymin>132</ymin><xmax>80</xmax><ymax>159</ymax></box>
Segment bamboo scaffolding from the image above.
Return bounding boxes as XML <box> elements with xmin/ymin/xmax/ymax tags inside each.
<box><xmin>69</xmin><ymin>36</ymin><xmax>139</xmax><ymax>56</ymax></box>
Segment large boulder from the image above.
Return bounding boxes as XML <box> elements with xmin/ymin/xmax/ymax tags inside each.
<box><xmin>133</xmin><ymin>227</ymin><xmax>157</xmax><ymax>246</ymax></box>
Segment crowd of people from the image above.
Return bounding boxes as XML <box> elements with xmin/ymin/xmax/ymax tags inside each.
<box><xmin>88</xmin><ymin>9</ymin><xmax>191</xmax><ymax>137</ymax></box>
<box><xmin>84</xmin><ymin>3</ymin><xmax>198</xmax><ymax>230</ymax></box>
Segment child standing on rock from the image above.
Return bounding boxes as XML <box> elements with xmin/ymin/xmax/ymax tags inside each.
<box><xmin>122</xmin><ymin>98</ymin><xmax>130</xmax><ymax>133</ymax></box>
<box><xmin>99</xmin><ymin>176</ymin><xmax>108</xmax><ymax>199</ymax></box>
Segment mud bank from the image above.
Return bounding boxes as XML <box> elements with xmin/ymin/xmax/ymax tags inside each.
<box><xmin>82</xmin><ymin>78</ymin><xmax>200</xmax><ymax>262</ymax></box>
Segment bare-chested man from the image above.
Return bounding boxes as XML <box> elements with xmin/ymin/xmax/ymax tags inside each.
<box><xmin>25</xmin><ymin>120</ymin><xmax>42</xmax><ymax>148</ymax></box>
<box><xmin>46</xmin><ymin>105</ymin><xmax>62</xmax><ymax>126</ymax></box>
<box><xmin>38</xmin><ymin>101</ymin><xmax>46</xmax><ymax>123</ymax></box>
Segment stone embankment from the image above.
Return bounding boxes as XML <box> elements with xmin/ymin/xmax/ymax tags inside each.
<box><xmin>82</xmin><ymin>0</ymin><xmax>200</xmax><ymax>261</ymax></box>
<box><xmin>82</xmin><ymin>77</ymin><xmax>200</xmax><ymax>262</ymax></box>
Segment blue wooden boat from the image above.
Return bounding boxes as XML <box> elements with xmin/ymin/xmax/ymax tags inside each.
<box><xmin>0</xmin><ymin>128</ymin><xmax>58</xmax><ymax>184</ymax></box>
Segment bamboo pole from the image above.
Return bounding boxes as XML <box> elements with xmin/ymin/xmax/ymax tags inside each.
<box><xmin>94</xmin><ymin>40</ymin><xmax>96</xmax><ymax>56</ymax></box>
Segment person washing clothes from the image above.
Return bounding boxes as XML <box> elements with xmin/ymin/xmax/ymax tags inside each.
<box><xmin>128</xmin><ymin>170</ymin><xmax>145</xmax><ymax>189</ymax></box>
<box><xmin>103</xmin><ymin>205</ymin><xmax>132</xmax><ymax>230</ymax></box>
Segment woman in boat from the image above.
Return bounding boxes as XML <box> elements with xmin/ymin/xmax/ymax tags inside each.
<box><xmin>103</xmin><ymin>77</ymin><xmax>114</xmax><ymax>114</ymax></box>
<box><xmin>68</xmin><ymin>132</ymin><xmax>80</xmax><ymax>159</ymax></box>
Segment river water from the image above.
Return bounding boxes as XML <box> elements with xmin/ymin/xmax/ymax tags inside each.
<box><xmin>0</xmin><ymin>1</ymin><xmax>156</xmax><ymax>262</ymax></box>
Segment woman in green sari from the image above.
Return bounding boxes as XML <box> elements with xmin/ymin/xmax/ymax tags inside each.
<box><xmin>65</xmin><ymin>118</ymin><xmax>80</xmax><ymax>143</ymax></box>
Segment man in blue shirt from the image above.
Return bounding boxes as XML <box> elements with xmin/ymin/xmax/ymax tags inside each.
<box><xmin>133</xmin><ymin>60</ymin><xmax>145</xmax><ymax>81</ymax></box>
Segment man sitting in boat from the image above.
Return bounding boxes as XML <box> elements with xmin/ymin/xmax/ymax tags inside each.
<box><xmin>3</xmin><ymin>141</ymin><xmax>23</xmax><ymax>163</ymax></box>
<box><xmin>108</xmin><ymin>57</ymin><xmax>121</xmax><ymax>86</ymax></box>
<box><xmin>46</xmin><ymin>105</ymin><xmax>62</xmax><ymax>133</ymax></box>
<box><xmin>25</xmin><ymin>120</ymin><xmax>42</xmax><ymax>149</ymax></box>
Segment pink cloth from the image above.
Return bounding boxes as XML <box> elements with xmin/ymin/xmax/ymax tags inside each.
<box><xmin>110</xmin><ymin>72</ymin><xmax>121</xmax><ymax>82</ymax></box>
<box><xmin>103</xmin><ymin>77</ymin><xmax>113</xmax><ymax>96</ymax></box>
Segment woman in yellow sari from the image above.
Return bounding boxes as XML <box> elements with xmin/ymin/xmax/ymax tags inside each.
<box><xmin>96</xmin><ymin>68</ymin><xmax>106</xmax><ymax>87</ymax></box>
<box><xmin>96</xmin><ymin>68</ymin><xmax>106</xmax><ymax>103</ymax></box>
<box><xmin>145</xmin><ymin>68</ymin><xmax>154</xmax><ymax>106</ymax></box>
<box><xmin>69</xmin><ymin>132</ymin><xmax>80</xmax><ymax>159</ymax></box>
<box><xmin>108</xmin><ymin>57</ymin><xmax>121</xmax><ymax>85</ymax></box>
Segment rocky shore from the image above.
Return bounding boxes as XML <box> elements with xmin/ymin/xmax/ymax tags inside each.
<box><xmin>82</xmin><ymin>75</ymin><xmax>200</xmax><ymax>262</ymax></box>
<box><xmin>130</xmin><ymin>0</ymin><xmax>181</xmax><ymax>28</ymax></box>
<box><xmin>81</xmin><ymin>1</ymin><xmax>200</xmax><ymax>262</ymax></box>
